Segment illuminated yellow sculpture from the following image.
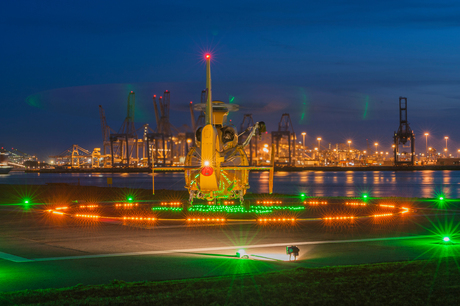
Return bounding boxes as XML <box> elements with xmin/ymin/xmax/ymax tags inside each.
<box><xmin>153</xmin><ymin>54</ymin><xmax>274</xmax><ymax>204</ymax></box>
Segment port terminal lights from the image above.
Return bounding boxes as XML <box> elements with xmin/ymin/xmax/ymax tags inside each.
<box><xmin>151</xmin><ymin>54</ymin><xmax>275</xmax><ymax>206</ymax></box>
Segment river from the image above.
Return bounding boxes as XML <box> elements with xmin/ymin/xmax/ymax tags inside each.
<box><xmin>1</xmin><ymin>170</ymin><xmax>458</xmax><ymax>198</ymax></box>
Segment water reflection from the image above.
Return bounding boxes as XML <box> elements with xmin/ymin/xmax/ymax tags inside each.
<box><xmin>3</xmin><ymin>170</ymin><xmax>460</xmax><ymax>198</ymax></box>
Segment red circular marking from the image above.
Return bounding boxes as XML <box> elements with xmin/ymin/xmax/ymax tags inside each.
<box><xmin>201</xmin><ymin>166</ymin><xmax>213</xmax><ymax>176</ymax></box>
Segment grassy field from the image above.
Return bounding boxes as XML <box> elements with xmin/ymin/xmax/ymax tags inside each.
<box><xmin>1</xmin><ymin>257</ymin><xmax>460</xmax><ymax>305</ymax></box>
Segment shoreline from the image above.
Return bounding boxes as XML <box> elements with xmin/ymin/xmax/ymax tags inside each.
<box><xmin>22</xmin><ymin>164</ymin><xmax>460</xmax><ymax>173</ymax></box>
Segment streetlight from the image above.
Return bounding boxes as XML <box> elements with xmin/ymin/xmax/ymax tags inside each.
<box><xmin>301</xmin><ymin>132</ymin><xmax>306</xmax><ymax>147</ymax></box>
<box><xmin>445</xmin><ymin>136</ymin><xmax>449</xmax><ymax>152</ymax></box>
<box><xmin>347</xmin><ymin>140</ymin><xmax>351</xmax><ymax>150</ymax></box>
<box><xmin>374</xmin><ymin>142</ymin><xmax>379</xmax><ymax>154</ymax></box>
<box><xmin>317</xmin><ymin>137</ymin><xmax>322</xmax><ymax>150</ymax></box>
<box><xmin>424</xmin><ymin>133</ymin><xmax>429</xmax><ymax>157</ymax></box>
<box><xmin>457</xmin><ymin>149</ymin><xmax>460</xmax><ymax>158</ymax></box>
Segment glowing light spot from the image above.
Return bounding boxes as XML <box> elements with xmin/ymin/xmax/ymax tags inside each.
<box><xmin>443</xmin><ymin>237</ymin><xmax>450</xmax><ymax>242</ymax></box>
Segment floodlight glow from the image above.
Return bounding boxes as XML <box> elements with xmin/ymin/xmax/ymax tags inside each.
<box><xmin>300</xmin><ymin>193</ymin><xmax>306</xmax><ymax>197</ymax></box>
<box><xmin>439</xmin><ymin>196</ymin><xmax>444</xmax><ymax>200</ymax></box>
<box><xmin>24</xmin><ymin>200</ymin><xmax>29</xmax><ymax>204</ymax></box>
<box><xmin>128</xmin><ymin>197</ymin><xmax>133</xmax><ymax>201</ymax></box>
<box><xmin>236</xmin><ymin>249</ymin><xmax>249</xmax><ymax>259</ymax></box>
<box><xmin>443</xmin><ymin>237</ymin><xmax>450</xmax><ymax>242</ymax></box>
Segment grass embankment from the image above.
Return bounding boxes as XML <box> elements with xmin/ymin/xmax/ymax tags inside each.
<box><xmin>1</xmin><ymin>258</ymin><xmax>460</xmax><ymax>305</ymax></box>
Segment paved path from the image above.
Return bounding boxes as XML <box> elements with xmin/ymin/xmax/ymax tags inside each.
<box><xmin>0</xmin><ymin>205</ymin><xmax>458</xmax><ymax>292</ymax></box>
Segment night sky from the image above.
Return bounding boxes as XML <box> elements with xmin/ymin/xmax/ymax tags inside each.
<box><xmin>2</xmin><ymin>0</ymin><xmax>460</xmax><ymax>159</ymax></box>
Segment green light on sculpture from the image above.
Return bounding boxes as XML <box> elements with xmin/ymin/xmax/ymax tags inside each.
<box><xmin>128</xmin><ymin>197</ymin><xmax>133</xmax><ymax>202</ymax></box>
<box><xmin>24</xmin><ymin>200</ymin><xmax>29</xmax><ymax>204</ymax></box>
<box><xmin>439</xmin><ymin>196</ymin><xmax>444</xmax><ymax>201</ymax></box>
<box><xmin>300</xmin><ymin>193</ymin><xmax>306</xmax><ymax>197</ymax></box>
<box><xmin>443</xmin><ymin>236</ymin><xmax>450</xmax><ymax>242</ymax></box>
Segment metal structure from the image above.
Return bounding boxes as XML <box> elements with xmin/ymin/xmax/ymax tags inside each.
<box><xmin>189</xmin><ymin>101</ymin><xmax>196</xmax><ymax>131</ymax></box>
<box><xmin>50</xmin><ymin>145</ymin><xmax>92</xmax><ymax>168</ymax></box>
<box><xmin>98</xmin><ymin>105</ymin><xmax>115</xmax><ymax>155</ymax></box>
<box><xmin>151</xmin><ymin>91</ymin><xmax>174</xmax><ymax>166</ymax></box>
<box><xmin>393</xmin><ymin>97</ymin><xmax>415</xmax><ymax>165</ymax></box>
<box><xmin>152</xmin><ymin>54</ymin><xmax>274</xmax><ymax>205</ymax></box>
<box><xmin>110</xmin><ymin>91</ymin><xmax>139</xmax><ymax>167</ymax></box>
<box><xmin>239</xmin><ymin>114</ymin><xmax>258</xmax><ymax>165</ymax></box>
<box><xmin>194</xmin><ymin>90</ymin><xmax>206</xmax><ymax>127</ymax></box>
<box><xmin>271</xmin><ymin>113</ymin><xmax>296</xmax><ymax>165</ymax></box>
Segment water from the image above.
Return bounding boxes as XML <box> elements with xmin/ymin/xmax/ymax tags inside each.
<box><xmin>1</xmin><ymin>170</ymin><xmax>458</xmax><ymax>198</ymax></box>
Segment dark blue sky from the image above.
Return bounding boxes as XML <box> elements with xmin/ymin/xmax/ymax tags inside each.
<box><xmin>2</xmin><ymin>0</ymin><xmax>460</xmax><ymax>159</ymax></box>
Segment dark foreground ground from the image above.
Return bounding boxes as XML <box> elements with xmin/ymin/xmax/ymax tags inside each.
<box><xmin>0</xmin><ymin>184</ymin><xmax>459</xmax><ymax>304</ymax></box>
<box><xmin>1</xmin><ymin>258</ymin><xmax>460</xmax><ymax>305</ymax></box>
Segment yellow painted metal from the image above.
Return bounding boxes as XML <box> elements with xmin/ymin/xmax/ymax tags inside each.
<box><xmin>200</xmin><ymin>124</ymin><xmax>219</xmax><ymax>191</ymax></box>
<box><xmin>205</xmin><ymin>56</ymin><xmax>213</xmax><ymax>125</ymax></box>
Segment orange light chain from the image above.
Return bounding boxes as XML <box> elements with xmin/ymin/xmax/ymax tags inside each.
<box><xmin>345</xmin><ymin>202</ymin><xmax>366</xmax><ymax>206</ymax></box>
<box><xmin>223</xmin><ymin>201</ymin><xmax>235</xmax><ymax>205</ymax></box>
<box><xmin>123</xmin><ymin>217</ymin><xmax>156</xmax><ymax>221</ymax></box>
<box><xmin>258</xmin><ymin>218</ymin><xmax>296</xmax><ymax>222</ymax></box>
<box><xmin>401</xmin><ymin>207</ymin><xmax>410</xmax><ymax>214</ymax></box>
<box><xmin>161</xmin><ymin>202</ymin><xmax>181</xmax><ymax>206</ymax></box>
<box><xmin>79</xmin><ymin>205</ymin><xmax>98</xmax><ymax>208</ymax></box>
<box><xmin>55</xmin><ymin>207</ymin><xmax>68</xmax><ymax>210</ymax></box>
<box><xmin>323</xmin><ymin>216</ymin><xmax>354</xmax><ymax>220</ymax></box>
<box><xmin>75</xmin><ymin>214</ymin><xmax>99</xmax><ymax>219</ymax></box>
<box><xmin>373</xmin><ymin>213</ymin><xmax>393</xmax><ymax>217</ymax></box>
<box><xmin>256</xmin><ymin>201</ymin><xmax>282</xmax><ymax>205</ymax></box>
<box><xmin>187</xmin><ymin>218</ymin><xmax>226</xmax><ymax>222</ymax></box>
<box><xmin>304</xmin><ymin>201</ymin><xmax>327</xmax><ymax>205</ymax></box>
<box><xmin>115</xmin><ymin>203</ymin><xmax>138</xmax><ymax>208</ymax></box>
<box><xmin>379</xmin><ymin>204</ymin><xmax>395</xmax><ymax>208</ymax></box>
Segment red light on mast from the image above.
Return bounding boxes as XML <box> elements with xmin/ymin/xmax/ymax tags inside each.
<box><xmin>160</xmin><ymin>96</ymin><xmax>162</xmax><ymax>99</ymax></box>
<box><xmin>205</xmin><ymin>54</ymin><xmax>211</xmax><ymax>59</ymax></box>
<box><xmin>153</xmin><ymin>95</ymin><xmax>156</xmax><ymax>97</ymax></box>
<box><xmin>190</xmin><ymin>101</ymin><xmax>193</xmax><ymax>104</ymax></box>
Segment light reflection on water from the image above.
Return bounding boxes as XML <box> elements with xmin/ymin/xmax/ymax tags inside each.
<box><xmin>1</xmin><ymin>170</ymin><xmax>460</xmax><ymax>198</ymax></box>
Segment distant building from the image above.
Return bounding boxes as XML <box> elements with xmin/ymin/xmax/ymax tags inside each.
<box><xmin>24</xmin><ymin>161</ymin><xmax>50</xmax><ymax>169</ymax></box>
<box><xmin>436</xmin><ymin>158</ymin><xmax>460</xmax><ymax>166</ymax></box>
